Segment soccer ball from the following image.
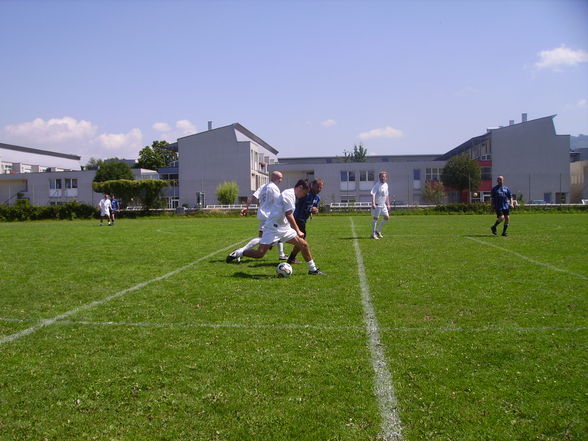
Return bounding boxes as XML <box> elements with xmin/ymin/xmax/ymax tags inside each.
<box><xmin>276</xmin><ymin>262</ymin><xmax>293</xmax><ymax>278</ymax></box>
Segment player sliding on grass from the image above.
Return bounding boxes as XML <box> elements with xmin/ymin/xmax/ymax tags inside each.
<box><xmin>227</xmin><ymin>179</ymin><xmax>325</xmax><ymax>275</ymax></box>
<box><xmin>238</xmin><ymin>170</ymin><xmax>288</xmax><ymax>261</ymax></box>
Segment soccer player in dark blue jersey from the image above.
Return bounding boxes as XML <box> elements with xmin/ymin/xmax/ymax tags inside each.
<box><xmin>490</xmin><ymin>176</ymin><xmax>514</xmax><ymax>236</ymax></box>
<box><xmin>287</xmin><ymin>178</ymin><xmax>324</xmax><ymax>265</ymax></box>
<box><xmin>110</xmin><ymin>194</ymin><xmax>119</xmax><ymax>225</ymax></box>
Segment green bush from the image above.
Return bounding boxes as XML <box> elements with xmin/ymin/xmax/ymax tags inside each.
<box><xmin>215</xmin><ymin>181</ymin><xmax>239</xmax><ymax>205</ymax></box>
<box><xmin>0</xmin><ymin>201</ymin><xmax>98</xmax><ymax>222</ymax></box>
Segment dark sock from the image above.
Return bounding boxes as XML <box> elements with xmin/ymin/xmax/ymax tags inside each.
<box><xmin>503</xmin><ymin>224</ymin><xmax>509</xmax><ymax>233</ymax></box>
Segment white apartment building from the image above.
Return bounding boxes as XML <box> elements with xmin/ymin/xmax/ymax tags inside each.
<box><xmin>271</xmin><ymin>114</ymin><xmax>571</xmax><ymax>205</ymax></box>
<box><xmin>176</xmin><ymin>123</ymin><xmax>278</xmax><ymax>207</ymax></box>
<box><xmin>0</xmin><ymin>115</ymin><xmax>573</xmax><ymax>208</ymax></box>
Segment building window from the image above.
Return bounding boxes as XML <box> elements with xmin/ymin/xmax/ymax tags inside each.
<box><xmin>481</xmin><ymin>167</ymin><xmax>492</xmax><ymax>181</ymax></box>
<box><xmin>359</xmin><ymin>170</ymin><xmax>374</xmax><ymax>182</ymax></box>
<box><xmin>425</xmin><ymin>168</ymin><xmax>441</xmax><ymax>182</ymax></box>
<box><xmin>65</xmin><ymin>178</ymin><xmax>78</xmax><ymax>189</ymax></box>
<box><xmin>340</xmin><ymin>170</ymin><xmax>356</xmax><ymax>191</ymax></box>
<box><xmin>413</xmin><ymin>169</ymin><xmax>421</xmax><ymax>180</ymax></box>
<box><xmin>340</xmin><ymin>171</ymin><xmax>356</xmax><ymax>182</ymax></box>
<box><xmin>49</xmin><ymin>179</ymin><xmax>62</xmax><ymax>189</ymax></box>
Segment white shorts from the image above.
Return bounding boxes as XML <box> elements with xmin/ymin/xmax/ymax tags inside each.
<box><xmin>260</xmin><ymin>224</ymin><xmax>298</xmax><ymax>245</ymax></box>
<box><xmin>371</xmin><ymin>205</ymin><xmax>389</xmax><ymax>218</ymax></box>
<box><xmin>100</xmin><ymin>209</ymin><xmax>110</xmax><ymax>217</ymax></box>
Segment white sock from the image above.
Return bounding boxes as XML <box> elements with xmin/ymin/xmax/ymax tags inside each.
<box><xmin>278</xmin><ymin>242</ymin><xmax>285</xmax><ymax>256</ymax></box>
<box><xmin>376</xmin><ymin>219</ymin><xmax>388</xmax><ymax>233</ymax></box>
<box><xmin>372</xmin><ymin>219</ymin><xmax>378</xmax><ymax>233</ymax></box>
<box><xmin>307</xmin><ymin>259</ymin><xmax>317</xmax><ymax>272</ymax></box>
<box><xmin>243</xmin><ymin>237</ymin><xmax>261</xmax><ymax>251</ymax></box>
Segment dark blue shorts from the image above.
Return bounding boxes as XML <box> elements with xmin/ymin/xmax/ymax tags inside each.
<box><xmin>496</xmin><ymin>208</ymin><xmax>510</xmax><ymax>217</ymax></box>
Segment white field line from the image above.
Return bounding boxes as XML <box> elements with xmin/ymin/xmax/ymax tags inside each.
<box><xmin>0</xmin><ymin>241</ymin><xmax>242</xmax><ymax>346</ymax></box>
<box><xmin>29</xmin><ymin>319</ymin><xmax>585</xmax><ymax>333</ymax></box>
<box><xmin>350</xmin><ymin>217</ymin><xmax>404</xmax><ymax>441</ymax></box>
<box><xmin>466</xmin><ymin>237</ymin><xmax>588</xmax><ymax>281</ymax></box>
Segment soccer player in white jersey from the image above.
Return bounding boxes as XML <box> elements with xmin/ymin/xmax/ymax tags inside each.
<box><xmin>238</xmin><ymin>170</ymin><xmax>287</xmax><ymax>260</ymax></box>
<box><xmin>227</xmin><ymin>179</ymin><xmax>325</xmax><ymax>275</ymax></box>
<box><xmin>370</xmin><ymin>171</ymin><xmax>391</xmax><ymax>239</ymax></box>
<box><xmin>98</xmin><ymin>194</ymin><xmax>112</xmax><ymax>226</ymax></box>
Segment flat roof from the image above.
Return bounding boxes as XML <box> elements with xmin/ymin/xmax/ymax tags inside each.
<box><xmin>0</xmin><ymin>142</ymin><xmax>81</xmax><ymax>161</ymax></box>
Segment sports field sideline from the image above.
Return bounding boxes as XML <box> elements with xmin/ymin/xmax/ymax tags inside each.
<box><xmin>0</xmin><ymin>214</ymin><xmax>586</xmax><ymax>440</ymax></box>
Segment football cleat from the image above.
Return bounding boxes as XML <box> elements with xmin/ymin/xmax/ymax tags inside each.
<box><xmin>501</xmin><ymin>232</ymin><xmax>508</xmax><ymax>237</ymax></box>
<box><xmin>376</xmin><ymin>231</ymin><xmax>383</xmax><ymax>238</ymax></box>
<box><xmin>371</xmin><ymin>233</ymin><xmax>379</xmax><ymax>240</ymax></box>
<box><xmin>279</xmin><ymin>255</ymin><xmax>288</xmax><ymax>260</ymax></box>
<box><xmin>491</xmin><ymin>225</ymin><xmax>497</xmax><ymax>235</ymax></box>
<box><xmin>287</xmin><ymin>259</ymin><xmax>302</xmax><ymax>265</ymax></box>
<box><xmin>308</xmin><ymin>268</ymin><xmax>326</xmax><ymax>275</ymax></box>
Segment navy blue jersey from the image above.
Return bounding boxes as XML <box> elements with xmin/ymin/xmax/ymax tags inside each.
<box><xmin>294</xmin><ymin>192</ymin><xmax>320</xmax><ymax>222</ymax></box>
<box><xmin>491</xmin><ymin>185</ymin><xmax>512</xmax><ymax>210</ymax></box>
<box><xmin>111</xmin><ymin>198</ymin><xmax>119</xmax><ymax>211</ymax></box>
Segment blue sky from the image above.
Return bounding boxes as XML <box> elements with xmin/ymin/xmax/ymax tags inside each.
<box><xmin>1</xmin><ymin>0</ymin><xmax>587</xmax><ymax>163</ymax></box>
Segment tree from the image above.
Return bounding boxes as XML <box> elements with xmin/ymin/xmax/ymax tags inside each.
<box><xmin>441</xmin><ymin>155</ymin><xmax>481</xmax><ymax>200</ymax></box>
<box><xmin>343</xmin><ymin>143</ymin><xmax>368</xmax><ymax>162</ymax></box>
<box><xmin>137</xmin><ymin>140</ymin><xmax>177</xmax><ymax>170</ymax></box>
<box><xmin>93</xmin><ymin>179</ymin><xmax>170</xmax><ymax>210</ymax></box>
<box><xmin>93</xmin><ymin>159</ymin><xmax>134</xmax><ymax>183</ymax></box>
<box><xmin>85</xmin><ymin>157</ymin><xmax>103</xmax><ymax>170</ymax></box>
<box><xmin>421</xmin><ymin>181</ymin><xmax>447</xmax><ymax>204</ymax></box>
<box><xmin>215</xmin><ymin>181</ymin><xmax>239</xmax><ymax>205</ymax></box>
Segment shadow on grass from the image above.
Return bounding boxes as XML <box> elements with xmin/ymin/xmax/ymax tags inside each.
<box><xmin>463</xmin><ymin>234</ymin><xmax>498</xmax><ymax>238</ymax></box>
<box><xmin>246</xmin><ymin>262</ymin><xmax>282</xmax><ymax>268</ymax></box>
<box><xmin>232</xmin><ymin>271</ymin><xmax>275</xmax><ymax>279</ymax></box>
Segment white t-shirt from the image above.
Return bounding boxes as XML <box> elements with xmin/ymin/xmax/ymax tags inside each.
<box><xmin>370</xmin><ymin>182</ymin><xmax>389</xmax><ymax>206</ymax></box>
<box><xmin>265</xmin><ymin>188</ymin><xmax>296</xmax><ymax>229</ymax></box>
<box><xmin>253</xmin><ymin>181</ymin><xmax>281</xmax><ymax>221</ymax></box>
<box><xmin>99</xmin><ymin>198</ymin><xmax>111</xmax><ymax>216</ymax></box>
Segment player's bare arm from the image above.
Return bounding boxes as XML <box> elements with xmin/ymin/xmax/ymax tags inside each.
<box><xmin>240</xmin><ymin>195</ymin><xmax>259</xmax><ymax>216</ymax></box>
<box><xmin>285</xmin><ymin>211</ymin><xmax>304</xmax><ymax>237</ymax></box>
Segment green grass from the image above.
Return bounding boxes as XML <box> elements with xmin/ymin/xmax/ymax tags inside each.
<box><xmin>0</xmin><ymin>214</ymin><xmax>586</xmax><ymax>440</ymax></box>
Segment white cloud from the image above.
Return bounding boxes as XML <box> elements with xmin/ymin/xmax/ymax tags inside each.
<box><xmin>535</xmin><ymin>45</ymin><xmax>588</xmax><ymax>71</ymax></box>
<box><xmin>1</xmin><ymin>116</ymin><xmax>145</xmax><ymax>161</ymax></box>
<box><xmin>3</xmin><ymin>116</ymin><xmax>97</xmax><ymax>144</ymax></box>
<box><xmin>358</xmin><ymin>126</ymin><xmax>404</xmax><ymax>140</ymax></box>
<box><xmin>321</xmin><ymin>119</ymin><xmax>337</xmax><ymax>127</ymax></box>
<box><xmin>93</xmin><ymin>128</ymin><xmax>143</xmax><ymax>151</ymax></box>
<box><xmin>153</xmin><ymin>119</ymin><xmax>197</xmax><ymax>142</ymax></box>
<box><xmin>153</xmin><ymin>122</ymin><xmax>171</xmax><ymax>132</ymax></box>
<box><xmin>455</xmin><ymin>86</ymin><xmax>480</xmax><ymax>97</ymax></box>
<box><xmin>578</xmin><ymin>99</ymin><xmax>587</xmax><ymax>108</ymax></box>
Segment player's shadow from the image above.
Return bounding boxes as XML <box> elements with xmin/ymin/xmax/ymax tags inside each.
<box><xmin>340</xmin><ymin>236</ymin><xmax>365</xmax><ymax>240</ymax></box>
<box><xmin>246</xmin><ymin>262</ymin><xmax>280</xmax><ymax>268</ymax></box>
<box><xmin>232</xmin><ymin>272</ymin><xmax>275</xmax><ymax>279</ymax></box>
<box><xmin>463</xmin><ymin>234</ymin><xmax>496</xmax><ymax>238</ymax></box>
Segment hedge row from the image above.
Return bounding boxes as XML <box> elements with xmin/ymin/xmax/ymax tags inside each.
<box><xmin>2</xmin><ymin>201</ymin><xmax>587</xmax><ymax>222</ymax></box>
<box><xmin>0</xmin><ymin>200</ymin><xmax>98</xmax><ymax>221</ymax></box>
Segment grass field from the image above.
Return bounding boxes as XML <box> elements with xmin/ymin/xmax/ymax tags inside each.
<box><xmin>0</xmin><ymin>213</ymin><xmax>586</xmax><ymax>441</ymax></box>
